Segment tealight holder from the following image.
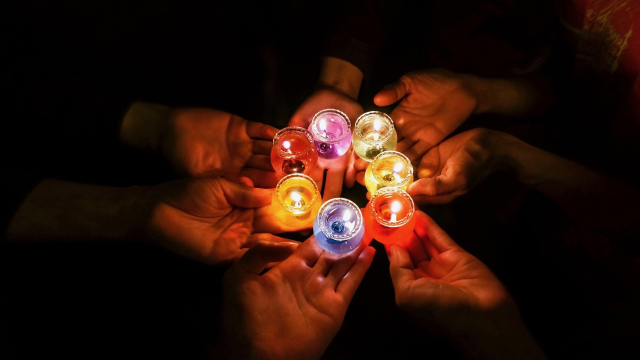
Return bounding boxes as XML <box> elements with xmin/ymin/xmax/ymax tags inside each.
<box><xmin>271</xmin><ymin>127</ymin><xmax>318</xmax><ymax>179</ymax></box>
<box><xmin>272</xmin><ymin>173</ymin><xmax>321</xmax><ymax>228</ymax></box>
<box><xmin>309</xmin><ymin>109</ymin><xmax>352</xmax><ymax>159</ymax></box>
<box><xmin>313</xmin><ymin>198</ymin><xmax>364</xmax><ymax>254</ymax></box>
<box><xmin>363</xmin><ymin>187</ymin><xmax>416</xmax><ymax>245</ymax></box>
<box><xmin>353</xmin><ymin>111</ymin><xmax>397</xmax><ymax>162</ymax></box>
<box><xmin>364</xmin><ymin>151</ymin><xmax>414</xmax><ymax>195</ymax></box>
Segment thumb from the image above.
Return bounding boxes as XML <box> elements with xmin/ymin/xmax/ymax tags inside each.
<box><xmin>219</xmin><ymin>178</ymin><xmax>273</xmax><ymax>208</ymax></box>
<box><xmin>388</xmin><ymin>245</ymin><xmax>416</xmax><ymax>293</ymax></box>
<box><xmin>374</xmin><ymin>80</ymin><xmax>408</xmax><ymax>107</ymax></box>
<box><xmin>230</xmin><ymin>240</ymin><xmax>299</xmax><ymax>275</ymax></box>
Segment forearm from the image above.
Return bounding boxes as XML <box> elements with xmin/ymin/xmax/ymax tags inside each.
<box><xmin>469</xmin><ymin>75</ymin><xmax>551</xmax><ymax>118</ymax></box>
<box><xmin>495</xmin><ymin>133</ymin><xmax>640</xmax><ymax>236</ymax></box>
<box><xmin>120</xmin><ymin>101</ymin><xmax>172</xmax><ymax>151</ymax></box>
<box><xmin>5</xmin><ymin>180</ymin><xmax>151</xmax><ymax>242</ymax></box>
<box><xmin>317</xmin><ymin>57</ymin><xmax>363</xmax><ymax>100</ymax></box>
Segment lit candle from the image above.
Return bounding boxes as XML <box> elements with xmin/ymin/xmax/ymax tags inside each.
<box><xmin>313</xmin><ymin>198</ymin><xmax>364</xmax><ymax>254</ymax></box>
<box><xmin>273</xmin><ymin>173</ymin><xmax>321</xmax><ymax>228</ymax></box>
<box><xmin>271</xmin><ymin>127</ymin><xmax>318</xmax><ymax>179</ymax></box>
<box><xmin>353</xmin><ymin>111</ymin><xmax>397</xmax><ymax>162</ymax></box>
<box><xmin>309</xmin><ymin>109</ymin><xmax>352</xmax><ymax>159</ymax></box>
<box><xmin>364</xmin><ymin>151</ymin><xmax>414</xmax><ymax>195</ymax></box>
<box><xmin>363</xmin><ymin>187</ymin><xmax>416</xmax><ymax>245</ymax></box>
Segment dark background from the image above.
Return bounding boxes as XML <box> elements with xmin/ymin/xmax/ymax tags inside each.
<box><xmin>1</xmin><ymin>1</ymin><xmax>639</xmax><ymax>359</ymax></box>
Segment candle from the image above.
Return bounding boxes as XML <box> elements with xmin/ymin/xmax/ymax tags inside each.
<box><xmin>363</xmin><ymin>187</ymin><xmax>416</xmax><ymax>245</ymax></box>
<box><xmin>271</xmin><ymin>127</ymin><xmax>318</xmax><ymax>179</ymax></box>
<box><xmin>309</xmin><ymin>109</ymin><xmax>352</xmax><ymax>159</ymax></box>
<box><xmin>313</xmin><ymin>198</ymin><xmax>364</xmax><ymax>254</ymax></box>
<box><xmin>353</xmin><ymin>111</ymin><xmax>397</xmax><ymax>162</ymax></box>
<box><xmin>272</xmin><ymin>173</ymin><xmax>321</xmax><ymax>227</ymax></box>
<box><xmin>364</xmin><ymin>151</ymin><xmax>414</xmax><ymax>195</ymax></box>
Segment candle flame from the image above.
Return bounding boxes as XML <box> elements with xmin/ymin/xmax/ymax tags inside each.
<box><xmin>390</xmin><ymin>201</ymin><xmax>401</xmax><ymax>213</ymax></box>
<box><xmin>291</xmin><ymin>191</ymin><xmax>302</xmax><ymax>202</ymax></box>
<box><xmin>319</xmin><ymin>119</ymin><xmax>327</xmax><ymax>131</ymax></box>
<box><xmin>393</xmin><ymin>163</ymin><xmax>403</xmax><ymax>173</ymax></box>
<box><xmin>282</xmin><ymin>140</ymin><xmax>291</xmax><ymax>150</ymax></box>
<box><xmin>343</xmin><ymin>210</ymin><xmax>352</xmax><ymax>222</ymax></box>
<box><xmin>374</xmin><ymin>119</ymin><xmax>381</xmax><ymax>132</ymax></box>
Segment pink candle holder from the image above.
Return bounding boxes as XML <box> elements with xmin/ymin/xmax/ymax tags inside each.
<box><xmin>309</xmin><ymin>109</ymin><xmax>352</xmax><ymax>159</ymax></box>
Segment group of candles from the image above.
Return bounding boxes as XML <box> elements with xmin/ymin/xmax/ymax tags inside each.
<box><xmin>270</xmin><ymin>109</ymin><xmax>415</xmax><ymax>254</ymax></box>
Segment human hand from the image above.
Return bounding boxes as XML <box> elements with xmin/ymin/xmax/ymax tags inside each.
<box><xmin>374</xmin><ymin>69</ymin><xmax>481</xmax><ymax>161</ymax></box>
<box><xmin>217</xmin><ymin>236</ymin><xmax>375</xmax><ymax>360</ymax></box>
<box><xmin>406</xmin><ymin>128</ymin><xmax>511</xmax><ymax>205</ymax></box>
<box><xmin>388</xmin><ymin>211</ymin><xmax>546</xmax><ymax>359</ymax></box>
<box><xmin>121</xmin><ymin>102</ymin><xmax>279</xmax><ymax>188</ymax></box>
<box><xmin>145</xmin><ymin>177</ymin><xmax>294</xmax><ymax>265</ymax></box>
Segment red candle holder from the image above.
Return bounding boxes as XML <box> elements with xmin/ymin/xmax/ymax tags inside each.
<box><xmin>271</xmin><ymin>127</ymin><xmax>318</xmax><ymax>179</ymax></box>
<box><xmin>363</xmin><ymin>187</ymin><xmax>416</xmax><ymax>245</ymax></box>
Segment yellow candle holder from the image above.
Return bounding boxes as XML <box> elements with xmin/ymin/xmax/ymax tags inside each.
<box><xmin>364</xmin><ymin>151</ymin><xmax>413</xmax><ymax>195</ymax></box>
<box><xmin>352</xmin><ymin>111</ymin><xmax>397</xmax><ymax>162</ymax></box>
<box><xmin>272</xmin><ymin>173</ymin><xmax>321</xmax><ymax>228</ymax></box>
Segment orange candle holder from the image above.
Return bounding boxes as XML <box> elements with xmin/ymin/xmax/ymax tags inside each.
<box><xmin>271</xmin><ymin>127</ymin><xmax>318</xmax><ymax>179</ymax></box>
<box><xmin>363</xmin><ymin>187</ymin><xmax>416</xmax><ymax>245</ymax></box>
<box><xmin>272</xmin><ymin>173</ymin><xmax>322</xmax><ymax>228</ymax></box>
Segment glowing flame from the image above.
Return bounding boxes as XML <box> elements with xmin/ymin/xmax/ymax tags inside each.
<box><xmin>319</xmin><ymin>119</ymin><xmax>327</xmax><ymax>132</ymax></box>
<box><xmin>291</xmin><ymin>191</ymin><xmax>302</xmax><ymax>202</ymax></box>
<box><xmin>393</xmin><ymin>163</ymin><xmax>403</xmax><ymax>173</ymax></box>
<box><xmin>373</xmin><ymin>119</ymin><xmax>381</xmax><ymax>132</ymax></box>
<box><xmin>282</xmin><ymin>140</ymin><xmax>291</xmax><ymax>150</ymax></box>
<box><xmin>390</xmin><ymin>201</ymin><xmax>401</xmax><ymax>213</ymax></box>
<box><xmin>343</xmin><ymin>210</ymin><xmax>352</xmax><ymax>222</ymax></box>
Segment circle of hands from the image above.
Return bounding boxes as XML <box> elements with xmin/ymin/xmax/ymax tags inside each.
<box><xmin>141</xmin><ymin>69</ymin><xmax>533</xmax><ymax>359</ymax></box>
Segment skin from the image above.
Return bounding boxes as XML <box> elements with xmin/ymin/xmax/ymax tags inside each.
<box><xmin>216</xmin><ymin>237</ymin><xmax>375</xmax><ymax>360</ymax></box>
<box><xmin>289</xmin><ymin>57</ymin><xmax>365</xmax><ymax>199</ymax></box>
<box><xmin>388</xmin><ymin>211</ymin><xmax>547</xmax><ymax>360</ymax></box>
<box><xmin>121</xmin><ymin>102</ymin><xmax>279</xmax><ymax>188</ymax></box>
<box><xmin>6</xmin><ymin>176</ymin><xmax>310</xmax><ymax>265</ymax></box>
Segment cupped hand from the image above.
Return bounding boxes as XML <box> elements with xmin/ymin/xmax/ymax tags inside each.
<box><xmin>374</xmin><ymin>69</ymin><xmax>480</xmax><ymax>161</ymax></box>
<box><xmin>289</xmin><ymin>88</ymin><xmax>364</xmax><ymax>198</ymax></box>
<box><xmin>407</xmin><ymin>128</ymin><xmax>507</xmax><ymax>204</ymax></box>
<box><xmin>218</xmin><ymin>236</ymin><xmax>375</xmax><ymax>360</ymax></box>
<box><xmin>145</xmin><ymin>177</ymin><xmax>293</xmax><ymax>265</ymax></box>
<box><xmin>388</xmin><ymin>211</ymin><xmax>518</xmax><ymax>336</ymax></box>
<box><xmin>161</xmin><ymin>108</ymin><xmax>279</xmax><ymax>187</ymax></box>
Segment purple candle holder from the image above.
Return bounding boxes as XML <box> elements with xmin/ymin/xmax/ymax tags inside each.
<box><xmin>309</xmin><ymin>109</ymin><xmax>352</xmax><ymax>159</ymax></box>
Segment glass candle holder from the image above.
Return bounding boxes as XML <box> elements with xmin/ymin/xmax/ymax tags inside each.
<box><xmin>363</xmin><ymin>187</ymin><xmax>416</xmax><ymax>245</ymax></box>
<box><xmin>271</xmin><ymin>127</ymin><xmax>318</xmax><ymax>179</ymax></box>
<box><xmin>313</xmin><ymin>198</ymin><xmax>365</xmax><ymax>254</ymax></box>
<box><xmin>309</xmin><ymin>109</ymin><xmax>352</xmax><ymax>159</ymax></box>
<box><xmin>353</xmin><ymin>111</ymin><xmax>397</xmax><ymax>162</ymax></box>
<box><xmin>364</xmin><ymin>151</ymin><xmax>414</xmax><ymax>195</ymax></box>
<box><xmin>272</xmin><ymin>173</ymin><xmax>321</xmax><ymax>228</ymax></box>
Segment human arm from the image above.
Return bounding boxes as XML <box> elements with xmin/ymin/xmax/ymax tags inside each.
<box><xmin>120</xmin><ymin>102</ymin><xmax>279</xmax><ymax>187</ymax></box>
<box><xmin>388</xmin><ymin>211</ymin><xmax>546</xmax><ymax>360</ymax></box>
<box><xmin>5</xmin><ymin>177</ymin><xmax>303</xmax><ymax>265</ymax></box>
<box><xmin>408</xmin><ymin>128</ymin><xmax>640</xmax><ymax>237</ymax></box>
<box><xmin>214</xmin><ymin>236</ymin><xmax>375</xmax><ymax>359</ymax></box>
<box><xmin>374</xmin><ymin>69</ymin><xmax>551</xmax><ymax>160</ymax></box>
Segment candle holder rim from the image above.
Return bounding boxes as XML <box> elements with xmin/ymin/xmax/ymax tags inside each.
<box><xmin>273</xmin><ymin>127</ymin><xmax>315</xmax><ymax>159</ymax></box>
<box><xmin>371</xmin><ymin>150</ymin><xmax>414</xmax><ymax>187</ymax></box>
<box><xmin>369</xmin><ymin>187</ymin><xmax>415</xmax><ymax>228</ymax></box>
<box><xmin>316</xmin><ymin>197</ymin><xmax>363</xmax><ymax>241</ymax></box>
<box><xmin>354</xmin><ymin>111</ymin><xmax>395</xmax><ymax>145</ymax></box>
<box><xmin>275</xmin><ymin>173</ymin><xmax>320</xmax><ymax>213</ymax></box>
<box><xmin>310</xmin><ymin>109</ymin><xmax>352</xmax><ymax>143</ymax></box>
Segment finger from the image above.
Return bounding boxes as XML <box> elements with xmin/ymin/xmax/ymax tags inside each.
<box><xmin>238</xmin><ymin>176</ymin><xmax>254</xmax><ymax>187</ymax></box>
<box><xmin>219</xmin><ymin>179</ymin><xmax>272</xmax><ymax>208</ymax></box>
<box><xmin>388</xmin><ymin>244</ymin><xmax>417</xmax><ymax>292</ymax></box>
<box><xmin>323</xmin><ymin>167</ymin><xmax>345</xmax><ymax>201</ymax></box>
<box><xmin>288</xmin><ymin>114</ymin><xmax>310</xmax><ymax>128</ymax></box>
<box><xmin>356</xmin><ymin>171</ymin><xmax>365</xmax><ymax>186</ymax></box>
<box><xmin>230</xmin><ymin>240</ymin><xmax>299</xmax><ymax>275</ymax></box>
<box><xmin>344</xmin><ymin>151</ymin><xmax>357</xmax><ymax>188</ymax></box>
<box><xmin>246</xmin><ymin>120</ymin><xmax>278</xmax><ymax>140</ymax></box>
<box><xmin>407</xmin><ymin>176</ymin><xmax>461</xmax><ymax>198</ymax></box>
<box><xmin>243</xmin><ymin>233</ymin><xmax>298</xmax><ymax>248</ymax></box>
<box><xmin>246</xmin><ymin>154</ymin><xmax>273</xmax><ymax>170</ymax></box>
<box><xmin>238</xmin><ymin>168</ymin><xmax>279</xmax><ymax>188</ymax></box>
<box><xmin>413</xmin><ymin>211</ymin><xmax>459</xmax><ymax>253</ymax></box>
<box><xmin>336</xmin><ymin>247</ymin><xmax>375</xmax><ymax>303</ymax></box>
<box><xmin>353</xmin><ymin>157</ymin><xmax>369</xmax><ymax>172</ymax></box>
<box><xmin>405</xmin><ymin>232</ymin><xmax>431</xmax><ymax>265</ymax></box>
<box><xmin>325</xmin><ymin>242</ymin><xmax>367</xmax><ymax>290</ymax></box>
<box><xmin>313</xmin><ymin>250</ymin><xmax>340</xmax><ymax>278</ymax></box>
<box><xmin>252</xmin><ymin>139</ymin><xmax>273</xmax><ymax>155</ymax></box>
<box><xmin>416</xmin><ymin>147</ymin><xmax>441</xmax><ymax>179</ymax></box>
<box><xmin>286</xmin><ymin>235</ymin><xmax>324</xmax><ymax>268</ymax></box>
<box><xmin>395</xmin><ymin>138</ymin><xmax>415</xmax><ymax>154</ymax></box>
<box><xmin>402</xmin><ymin>140</ymin><xmax>433</xmax><ymax>162</ymax></box>
<box><xmin>373</xmin><ymin>80</ymin><xmax>408</xmax><ymax>107</ymax></box>
<box><xmin>411</xmin><ymin>193</ymin><xmax>460</xmax><ymax>205</ymax></box>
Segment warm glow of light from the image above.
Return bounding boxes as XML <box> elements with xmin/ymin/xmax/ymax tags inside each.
<box><xmin>373</xmin><ymin>119</ymin><xmax>381</xmax><ymax>132</ymax></box>
<box><xmin>393</xmin><ymin>163</ymin><xmax>402</xmax><ymax>173</ymax></box>
<box><xmin>282</xmin><ymin>140</ymin><xmax>291</xmax><ymax>150</ymax></box>
<box><xmin>390</xmin><ymin>201</ymin><xmax>401</xmax><ymax>223</ymax></box>
<box><xmin>319</xmin><ymin>119</ymin><xmax>327</xmax><ymax>132</ymax></box>
<box><xmin>343</xmin><ymin>210</ymin><xmax>352</xmax><ymax>222</ymax></box>
<box><xmin>291</xmin><ymin>191</ymin><xmax>302</xmax><ymax>203</ymax></box>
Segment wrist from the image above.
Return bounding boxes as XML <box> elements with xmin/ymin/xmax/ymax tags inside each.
<box><xmin>120</xmin><ymin>101</ymin><xmax>172</xmax><ymax>152</ymax></box>
<box><xmin>317</xmin><ymin>57</ymin><xmax>363</xmax><ymax>100</ymax></box>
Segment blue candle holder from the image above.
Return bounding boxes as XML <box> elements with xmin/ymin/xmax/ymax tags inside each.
<box><xmin>313</xmin><ymin>198</ymin><xmax>364</xmax><ymax>254</ymax></box>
